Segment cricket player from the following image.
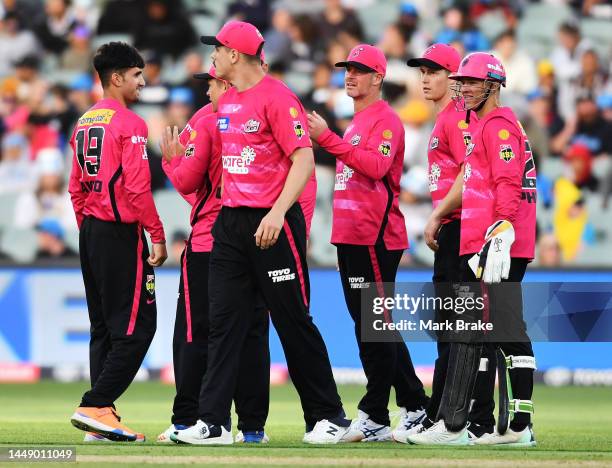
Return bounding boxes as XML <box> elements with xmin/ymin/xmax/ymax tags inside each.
<box><xmin>69</xmin><ymin>42</ymin><xmax>167</xmax><ymax>442</ymax></box>
<box><xmin>172</xmin><ymin>21</ymin><xmax>350</xmax><ymax>445</ymax></box>
<box><xmin>397</xmin><ymin>44</ymin><xmax>496</xmax><ymax>442</ymax></box>
<box><xmin>307</xmin><ymin>44</ymin><xmax>429</xmax><ymax>442</ymax></box>
<box><xmin>408</xmin><ymin>53</ymin><xmax>537</xmax><ymax>446</ymax></box>
<box><xmin>158</xmin><ymin>66</ymin><xmax>270</xmax><ymax>444</ymax></box>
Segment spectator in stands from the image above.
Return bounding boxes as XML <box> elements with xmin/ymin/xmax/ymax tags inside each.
<box><xmin>138</xmin><ymin>51</ymin><xmax>169</xmax><ymax>106</ymax></box>
<box><xmin>0</xmin><ymin>11</ymin><xmax>40</xmax><ymax>77</ymax></box>
<box><xmin>14</xmin><ymin>147</ymin><xmax>76</xmax><ymax>230</ymax></box>
<box><xmin>178</xmin><ymin>52</ymin><xmax>209</xmax><ymax>110</ymax></box>
<box><xmin>397</xmin><ymin>2</ymin><xmax>429</xmax><ymax>57</ymax></box>
<box><xmin>0</xmin><ymin>132</ymin><xmax>35</xmax><ymax>194</ymax></box>
<box><xmin>262</xmin><ymin>7</ymin><xmax>292</xmax><ymax>65</ymax></box>
<box><xmin>524</xmin><ymin>90</ymin><xmax>551</xmax><ymax>162</ymax></box>
<box><xmin>32</xmin><ymin>0</ymin><xmax>80</xmax><ymax>55</ymax></box>
<box><xmin>564</xmin><ymin>143</ymin><xmax>598</xmax><ymax>192</ymax></box>
<box><xmin>46</xmin><ymin>84</ymin><xmax>80</xmax><ymax>146</ymax></box>
<box><xmin>66</xmin><ymin>72</ymin><xmax>93</xmax><ymax>115</ymax></box>
<box><xmin>97</xmin><ymin>0</ymin><xmax>143</xmax><ymax>34</ymax></box>
<box><xmin>133</xmin><ymin>0</ymin><xmax>196</xmax><ymax>60</ymax></box>
<box><xmin>492</xmin><ymin>29</ymin><xmax>537</xmax><ymax>96</ymax></box>
<box><xmin>60</xmin><ymin>23</ymin><xmax>92</xmax><ymax>72</ymax></box>
<box><xmin>435</xmin><ymin>6</ymin><xmax>490</xmax><ymax>53</ymax></box>
<box><xmin>287</xmin><ymin>14</ymin><xmax>323</xmax><ymax>76</ymax></box>
<box><xmin>550</xmin><ymin>21</ymin><xmax>594</xmax><ymax>121</ymax></box>
<box><xmin>165</xmin><ymin>87</ymin><xmax>192</xmax><ymax>131</ymax></box>
<box><xmin>537</xmin><ymin>232</ymin><xmax>562</xmax><ymax>267</ymax></box>
<box><xmin>34</xmin><ymin>218</ymin><xmax>78</xmax><ymax>260</ymax></box>
<box><xmin>227</xmin><ymin>0</ymin><xmax>271</xmax><ymax>33</ymax></box>
<box><xmin>316</xmin><ymin>0</ymin><xmax>363</xmax><ymax>46</ymax></box>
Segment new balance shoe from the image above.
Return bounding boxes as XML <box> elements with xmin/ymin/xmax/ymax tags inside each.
<box><xmin>157</xmin><ymin>424</ymin><xmax>190</xmax><ymax>443</ymax></box>
<box><xmin>235</xmin><ymin>430</ymin><xmax>269</xmax><ymax>443</ymax></box>
<box><xmin>303</xmin><ymin>418</ymin><xmax>350</xmax><ymax>444</ymax></box>
<box><xmin>406</xmin><ymin>420</ymin><xmax>469</xmax><ymax>446</ymax></box>
<box><xmin>84</xmin><ymin>431</ymin><xmax>144</xmax><ymax>442</ymax></box>
<box><xmin>471</xmin><ymin>425</ymin><xmax>536</xmax><ymax>447</ymax></box>
<box><xmin>393</xmin><ymin>412</ymin><xmax>432</xmax><ymax>444</ymax></box>
<box><xmin>170</xmin><ymin>420</ymin><xmax>233</xmax><ymax>445</ymax></box>
<box><xmin>71</xmin><ymin>407</ymin><xmax>144</xmax><ymax>442</ymax></box>
<box><xmin>467</xmin><ymin>421</ymin><xmax>494</xmax><ymax>444</ymax></box>
<box><xmin>341</xmin><ymin>410</ymin><xmax>392</xmax><ymax>442</ymax></box>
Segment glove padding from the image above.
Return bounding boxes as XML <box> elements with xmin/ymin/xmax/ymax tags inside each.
<box><xmin>468</xmin><ymin>220</ymin><xmax>515</xmax><ymax>283</ymax></box>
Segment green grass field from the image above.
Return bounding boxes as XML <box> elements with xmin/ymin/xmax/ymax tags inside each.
<box><xmin>1</xmin><ymin>382</ymin><xmax>611</xmax><ymax>467</ymax></box>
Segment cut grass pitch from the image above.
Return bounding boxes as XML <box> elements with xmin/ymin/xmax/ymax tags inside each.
<box><xmin>0</xmin><ymin>382</ymin><xmax>611</xmax><ymax>466</ymax></box>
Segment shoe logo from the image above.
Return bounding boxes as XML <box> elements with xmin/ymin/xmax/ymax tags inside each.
<box><xmin>200</xmin><ymin>425</ymin><xmax>209</xmax><ymax>437</ymax></box>
<box><xmin>405</xmin><ymin>413</ymin><xmax>426</xmax><ymax>430</ymax></box>
<box><xmin>326</xmin><ymin>426</ymin><xmax>338</xmax><ymax>437</ymax></box>
<box><xmin>362</xmin><ymin>427</ymin><xmax>384</xmax><ymax>438</ymax></box>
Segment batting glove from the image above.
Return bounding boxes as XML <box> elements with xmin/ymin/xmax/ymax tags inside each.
<box><xmin>469</xmin><ymin>220</ymin><xmax>515</xmax><ymax>284</ymax></box>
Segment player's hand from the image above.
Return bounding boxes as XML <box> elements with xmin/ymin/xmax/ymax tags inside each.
<box><xmin>307</xmin><ymin>111</ymin><xmax>328</xmax><ymax>141</ymax></box>
<box><xmin>255</xmin><ymin>208</ymin><xmax>284</xmax><ymax>249</ymax></box>
<box><xmin>470</xmin><ymin>220</ymin><xmax>515</xmax><ymax>283</ymax></box>
<box><xmin>160</xmin><ymin>126</ymin><xmax>184</xmax><ymax>162</ymax></box>
<box><xmin>148</xmin><ymin>242</ymin><xmax>168</xmax><ymax>267</ymax></box>
<box><xmin>424</xmin><ymin>214</ymin><xmax>442</xmax><ymax>251</ymax></box>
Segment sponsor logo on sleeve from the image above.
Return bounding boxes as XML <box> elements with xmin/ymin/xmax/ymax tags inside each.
<box><xmin>289</xmin><ymin>107</ymin><xmax>299</xmax><ymax>118</ymax></box>
<box><xmin>244</xmin><ymin>119</ymin><xmax>260</xmax><ymax>133</ymax></box>
<box><xmin>350</xmin><ymin>134</ymin><xmax>361</xmax><ymax>146</ymax></box>
<box><xmin>429</xmin><ymin>162</ymin><xmax>441</xmax><ymax>192</ymax></box>
<box><xmin>378</xmin><ymin>141</ymin><xmax>392</xmax><ymax>157</ymax></box>
<box><xmin>131</xmin><ymin>135</ymin><xmax>147</xmax><ymax>144</ymax></box>
<box><xmin>458</xmin><ymin>119</ymin><xmax>468</xmax><ymax>130</ymax></box>
<box><xmin>184</xmin><ymin>144</ymin><xmax>195</xmax><ymax>158</ymax></box>
<box><xmin>382</xmin><ymin>129</ymin><xmax>393</xmax><ymax>139</ymax></box>
<box><xmin>78</xmin><ymin>109</ymin><xmax>115</xmax><ymax>126</ymax></box>
<box><xmin>499</xmin><ymin>144</ymin><xmax>514</xmax><ymax>162</ymax></box>
<box><xmin>462</xmin><ymin>132</ymin><xmax>472</xmax><ymax>146</ymax></box>
<box><xmin>498</xmin><ymin>129</ymin><xmax>510</xmax><ymax>140</ymax></box>
<box><xmin>430</xmin><ymin>136</ymin><xmax>439</xmax><ymax>150</ymax></box>
<box><xmin>217</xmin><ymin>117</ymin><xmax>230</xmax><ymax>131</ymax></box>
<box><xmin>293</xmin><ymin>120</ymin><xmax>305</xmax><ymax>139</ymax></box>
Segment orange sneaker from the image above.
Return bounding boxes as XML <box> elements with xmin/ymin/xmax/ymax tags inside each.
<box><xmin>84</xmin><ymin>431</ymin><xmax>145</xmax><ymax>443</ymax></box>
<box><xmin>71</xmin><ymin>407</ymin><xmax>145</xmax><ymax>442</ymax></box>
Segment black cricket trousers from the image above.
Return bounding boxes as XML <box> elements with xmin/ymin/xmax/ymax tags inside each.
<box><xmin>199</xmin><ymin>204</ymin><xmax>344</xmax><ymax>427</ymax></box>
<box><xmin>78</xmin><ymin>216</ymin><xmax>156</xmax><ymax>408</ymax></box>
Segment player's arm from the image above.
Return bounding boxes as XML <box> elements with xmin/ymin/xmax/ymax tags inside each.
<box><xmin>308</xmin><ymin>111</ymin><xmax>396</xmax><ymax>180</ymax></box>
<box><xmin>67</xmin><ymin>128</ymin><xmax>85</xmax><ymax>229</ymax></box>
<box><xmin>255</xmin><ymin>95</ymin><xmax>314</xmax><ymax>249</ymax></box>
<box><xmin>121</xmin><ymin>119</ymin><xmax>167</xmax><ymax>266</ymax></box>
<box><xmin>424</xmin><ymin>169</ymin><xmax>463</xmax><ymax>251</ymax></box>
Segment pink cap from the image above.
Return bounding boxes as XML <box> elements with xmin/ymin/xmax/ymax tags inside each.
<box><xmin>193</xmin><ymin>65</ymin><xmax>227</xmax><ymax>84</ymax></box>
<box><xmin>335</xmin><ymin>44</ymin><xmax>387</xmax><ymax>77</ymax></box>
<box><xmin>200</xmin><ymin>21</ymin><xmax>264</xmax><ymax>56</ymax></box>
<box><xmin>449</xmin><ymin>52</ymin><xmax>507</xmax><ymax>86</ymax></box>
<box><xmin>406</xmin><ymin>43</ymin><xmax>461</xmax><ymax>72</ymax></box>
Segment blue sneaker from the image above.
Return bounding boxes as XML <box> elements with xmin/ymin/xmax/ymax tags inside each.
<box><xmin>235</xmin><ymin>430</ymin><xmax>270</xmax><ymax>443</ymax></box>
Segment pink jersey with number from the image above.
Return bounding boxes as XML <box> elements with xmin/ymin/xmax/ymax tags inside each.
<box><xmin>428</xmin><ymin>102</ymin><xmax>477</xmax><ymax>223</ymax></box>
<box><xmin>162</xmin><ymin>112</ymin><xmax>222</xmax><ymax>252</ymax></box>
<box><xmin>317</xmin><ymin>99</ymin><xmax>408</xmax><ymax>250</ymax></box>
<box><xmin>68</xmin><ymin>98</ymin><xmax>165</xmax><ymax>243</ymax></box>
<box><xmin>460</xmin><ymin>107</ymin><xmax>537</xmax><ymax>258</ymax></box>
<box><xmin>216</xmin><ymin>75</ymin><xmax>313</xmax><ymax>210</ymax></box>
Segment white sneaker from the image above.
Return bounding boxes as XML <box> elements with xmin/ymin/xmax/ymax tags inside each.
<box><xmin>157</xmin><ymin>424</ymin><xmax>187</xmax><ymax>443</ymax></box>
<box><xmin>391</xmin><ymin>407</ymin><xmax>427</xmax><ymax>443</ymax></box>
<box><xmin>406</xmin><ymin>420</ymin><xmax>469</xmax><ymax>446</ymax></box>
<box><xmin>341</xmin><ymin>410</ymin><xmax>391</xmax><ymax>442</ymax></box>
<box><xmin>170</xmin><ymin>420</ymin><xmax>233</xmax><ymax>445</ymax></box>
<box><xmin>303</xmin><ymin>419</ymin><xmax>350</xmax><ymax>444</ymax></box>
<box><xmin>84</xmin><ymin>431</ymin><xmax>144</xmax><ymax>442</ymax></box>
<box><xmin>235</xmin><ymin>430</ymin><xmax>269</xmax><ymax>443</ymax></box>
<box><xmin>472</xmin><ymin>425</ymin><xmax>536</xmax><ymax>447</ymax></box>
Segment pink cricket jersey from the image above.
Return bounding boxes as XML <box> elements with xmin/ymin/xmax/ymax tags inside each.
<box><xmin>428</xmin><ymin>102</ymin><xmax>478</xmax><ymax>223</ymax></box>
<box><xmin>179</xmin><ymin>103</ymin><xmax>213</xmax><ymax>146</ymax></box>
<box><xmin>216</xmin><ymin>75</ymin><xmax>313</xmax><ymax>209</ymax></box>
<box><xmin>68</xmin><ymin>98</ymin><xmax>165</xmax><ymax>243</ymax></box>
<box><xmin>163</xmin><ymin>112</ymin><xmax>222</xmax><ymax>252</ymax></box>
<box><xmin>460</xmin><ymin>107</ymin><xmax>537</xmax><ymax>258</ymax></box>
<box><xmin>299</xmin><ymin>171</ymin><xmax>317</xmax><ymax>238</ymax></box>
<box><xmin>317</xmin><ymin>99</ymin><xmax>408</xmax><ymax>250</ymax></box>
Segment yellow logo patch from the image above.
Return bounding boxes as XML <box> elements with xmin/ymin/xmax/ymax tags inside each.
<box><xmin>458</xmin><ymin>119</ymin><xmax>468</xmax><ymax>130</ymax></box>
<box><xmin>78</xmin><ymin>109</ymin><xmax>115</xmax><ymax>126</ymax></box>
<box><xmin>498</xmin><ymin>129</ymin><xmax>510</xmax><ymax>140</ymax></box>
<box><xmin>382</xmin><ymin>129</ymin><xmax>393</xmax><ymax>139</ymax></box>
<box><xmin>190</xmin><ymin>130</ymin><xmax>197</xmax><ymax>141</ymax></box>
<box><xmin>289</xmin><ymin>107</ymin><xmax>299</xmax><ymax>118</ymax></box>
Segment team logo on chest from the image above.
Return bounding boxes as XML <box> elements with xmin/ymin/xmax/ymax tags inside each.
<box><xmin>334</xmin><ymin>165</ymin><xmax>354</xmax><ymax>191</ymax></box>
<box><xmin>350</xmin><ymin>134</ymin><xmax>361</xmax><ymax>146</ymax></box>
<box><xmin>430</xmin><ymin>136</ymin><xmax>439</xmax><ymax>150</ymax></box>
<box><xmin>429</xmin><ymin>162</ymin><xmax>441</xmax><ymax>192</ymax></box>
<box><xmin>499</xmin><ymin>144</ymin><xmax>514</xmax><ymax>163</ymax></box>
<box><xmin>244</xmin><ymin>119</ymin><xmax>260</xmax><ymax>133</ymax></box>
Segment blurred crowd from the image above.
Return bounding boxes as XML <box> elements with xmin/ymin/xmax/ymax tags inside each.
<box><xmin>0</xmin><ymin>0</ymin><xmax>611</xmax><ymax>267</ymax></box>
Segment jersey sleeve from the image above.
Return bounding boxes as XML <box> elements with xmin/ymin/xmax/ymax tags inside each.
<box><xmin>484</xmin><ymin>118</ymin><xmax>524</xmax><ymax>224</ymax></box>
<box><xmin>265</xmin><ymin>92</ymin><xmax>312</xmax><ymax>158</ymax></box>
<box><xmin>121</xmin><ymin>117</ymin><xmax>165</xmax><ymax>243</ymax></box>
<box><xmin>164</xmin><ymin>115</ymin><xmax>215</xmax><ymax>197</ymax></box>
<box><xmin>446</xmin><ymin>118</ymin><xmax>470</xmax><ymax>166</ymax></box>
<box><xmin>317</xmin><ymin>116</ymin><xmax>401</xmax><ymax>180</ymax></box>
<box><xmin>68</xmin><ymin>126</ymin><xmax>85</xmax><ymax>229</ymax></box>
